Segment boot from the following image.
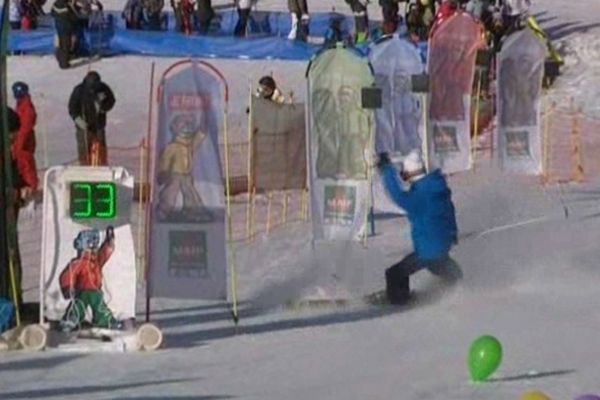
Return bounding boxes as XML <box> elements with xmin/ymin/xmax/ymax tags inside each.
<box><xmin>385</xmin><ymin>270</ymin><xmax>411</xmax><ymax>305</ymax></box>
<box><xmin>287</xmin><ymin>12</ymin><xmax>298</xmax><ymax>40</ymax></box>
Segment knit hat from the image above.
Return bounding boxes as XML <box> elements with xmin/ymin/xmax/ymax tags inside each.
<box><xmin>402</xmin><ymin>150</ymin><xmax>426</xmax><ymax>182</ymax></box>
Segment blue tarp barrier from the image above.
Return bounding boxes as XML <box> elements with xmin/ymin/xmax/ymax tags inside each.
<box><xmin>110</xmin><ymin>29</ymin><xmax>317</xmax><ymax>60</ymax></box>
<box><xmin>8</xmin><ymin>10</ymin><xmax>428</xmax><ymax>62</ymax></box>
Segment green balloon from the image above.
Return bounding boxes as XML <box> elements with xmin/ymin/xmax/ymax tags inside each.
<box><xmin>468</xmin><ymin>335</ymin><xmax>503</xmax><ymax>382</ymax></box>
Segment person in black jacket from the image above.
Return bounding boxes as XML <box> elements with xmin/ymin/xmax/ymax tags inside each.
<box><xmin>68</xmin><ymin>71</ymin><xmax>115</xmax><ymax>165</ymax></box>
<box><xmin>51</xmin><ymin>0</ymin><xmax>79</xmax><ymax>69</ymax></box>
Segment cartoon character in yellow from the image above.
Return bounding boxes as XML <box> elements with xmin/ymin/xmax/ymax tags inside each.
<box><xmin>157</xmin><ymin>113</ymin><xmax>208</xmax><ymax>220</ymax></box>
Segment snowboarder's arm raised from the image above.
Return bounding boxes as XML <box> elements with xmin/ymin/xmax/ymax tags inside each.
<box><xmin>381</xmin><ymin>164</ymin><xmax>416</xmax><ymax>213</ymax></box>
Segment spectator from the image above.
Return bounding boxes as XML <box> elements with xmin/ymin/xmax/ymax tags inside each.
<box><xmin>256</xmin><ymin>76</ymin><xmax>287</xmax><ymax>104</ymax></box>
<box><xmin>172</xmin><ymin>0</ymin><xmax>194</xmax><ymax>34</ymax></box>
<box><xmin>379</xmin><ymin>0</ymin><xmax>402</xmax><ymax>35</ymax></box>
<box><xmin>11</xmin><ymin>82</ymin><xmax>37</xmax><ymax>165</ymax></box>
<box><xmin>196</xmin><ymin>0</ymin><xmax>215</xmax><ymax>34</ymax></box>
<box><xmin>123</xmin><ymin>0</ymin><xmax>165</xmax><ymax>30</ymax></box>
<box><xmin>72</xmin><ymin>0</ymin><xmax>104</xmax><ymax>55</ymax></box>
<box><xmin>122</xmin><ymin>0</ymin><xmax>144</xmax><ymax>29</ymax></box>
<box><xmin>5</xmin><ymin>106</ymin><xmax>38</xmax><ymax>309</ymax></box>
<box><xmin>9</xmin><ymin>0</ymin><xmax>23</xmax><ymax>30</ymax></box>
<box><xmin>344</xmin><ymin>0</ymin><xmax>369</xmax><ymax>44</ymax></box>
<box><xmin>21</xmin><ymin>0</ymin><xmax>46</xmax><ymax>30</ymax></box>
<box><xmin>51</xmin><ymin>0</ymin><xmax>79</xmax><ymax>68</ymax></box>
<box><xmin>407</xmin><ymin>0</ymin><xmax>437</xmax><ymax>40</ymax></box>
<box><xmin>234</xmin><ymin>0</ymin><xmax>252</xmax><ymax>37</ymax></box>
<box><xmin>68</xmin><ymin>71</ymin><xmax>116</xmax><ymax>165</ymax></box>
<box><xmin>287</xmin><ymin>0</ymin><xmax>309</xmax><ymax>41</ymax></box>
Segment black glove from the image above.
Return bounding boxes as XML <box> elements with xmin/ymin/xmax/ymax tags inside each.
<box><xmin>376</xmin><ymin>152</ymin><xmax>391</xmax><ymax>170</ymax></box>
<box><xmin>106</xmin><ymin>226</ymin><xmax>115</xmax><ymax>241</ymax></box>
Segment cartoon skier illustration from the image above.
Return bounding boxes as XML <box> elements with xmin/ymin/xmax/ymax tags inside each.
<box><xmin>156</xmin><ymin>112</ymin><xmax>209</xmax><ymax>221</ymax></box>
<box><xmin>59</xmin><ymin>226</ymin><xmax>122</xmax><ymax>331</ymax></box>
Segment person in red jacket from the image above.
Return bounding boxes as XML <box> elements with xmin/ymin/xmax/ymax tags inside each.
<box><xmin>59</xmin><ymin>226</ymin><xmax>122</xmax><ymax>331</ymax></box>
<box><xmin>11</xmin><ymin>82</ymin><xmax>38</xmax><ymax>195</ymax></box>
<box><xmin>4</xmin><ymin>106</ymin><xmax>37</xmax><ymax>308</ymax></box>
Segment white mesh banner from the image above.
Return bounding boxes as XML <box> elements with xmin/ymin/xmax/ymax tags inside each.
<box><xmin>369</xmin><ymin>35</ymin><xmax>424</xmax><ymax>214</ymax></box>
<box><xmin>149</xmin><ymin>61</ymin><xmax>227</xmax><ymax>300</ymax></box>
<box><xmin>427</xmin><ymin>13</ymin><xmax>484</xmax><ymax>174</ymax></box>
<box><xmin>497</xmin><ymin>28</ymin><xmax>545</xmax><ymax>174</ymax></box>
<box><xmin>307</xmin><ymin>47</ymin><xmax>375</xmax><ymax>241</ymax></box>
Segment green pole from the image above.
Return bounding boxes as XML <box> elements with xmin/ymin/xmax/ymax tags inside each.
<box><xmin>0</xmin><ymin>0</ymin><xmax>20</xmax><ymax>307</ymax></box>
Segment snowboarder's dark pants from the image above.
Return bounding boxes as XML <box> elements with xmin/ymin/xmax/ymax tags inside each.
<box><xmin>10</xmin><ymin>21</ymin><xmax>21</xmax><ymax>30</ymax></box>
<box><xmin>76</xmin><ymin>126</ymin><xmax>107</xmax><ymax>165</ymax></box>
<box><xmin>234</xmin><ymin>7</ymin><xmax>250</xmax><ymax>37</ymax></box>
<box><xmin>385</xmin><ymin>252</ymin><xmax>463</xmax><ymax>304</ymax></box>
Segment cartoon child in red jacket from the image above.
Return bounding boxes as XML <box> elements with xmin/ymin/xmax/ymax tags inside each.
<box><xmin>59</xmin><ymin>226</ymin><xmax>122</xmax><ymax>331</ymax></box>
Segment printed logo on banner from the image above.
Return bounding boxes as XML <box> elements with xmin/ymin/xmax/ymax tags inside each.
<box><xmin>506</xmin><ymin>130</ymin><xmax>530</xmax><ymax>157</ymax></box>
<box><xmin>168</xmin><ymin>93</ymin><xmax>212</xmax><ymax>111</ymax></box>
<box><xmin>168</xmin><ymin>231</ymin><xmax>208</xmax><ymax>278</ymax></box>
<box><xmin>433</xmin><ymin>124</ymin><xmax>460</xmax><ymax>154</ymax></box>
<box><xmin>323</xmin><ymin>185</ymin><xmax>356</xmax><ymax>226</ymax></box>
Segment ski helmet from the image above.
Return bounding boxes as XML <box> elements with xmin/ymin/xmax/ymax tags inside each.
<box><xmin>12</xmin><ymin>82</ymin><xmax>29</xmax><ymax>99</ymax></box>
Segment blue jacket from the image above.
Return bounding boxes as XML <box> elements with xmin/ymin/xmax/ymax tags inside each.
<box><xmin>382</xmin><ymin>165</ymin><xmax>458</xmax><ymax>260</ymax></box>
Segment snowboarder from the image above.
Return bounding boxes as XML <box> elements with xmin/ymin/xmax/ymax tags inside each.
<box><xmin>51</xmin><ymin>0</ymin><xmax>79</xmax><ymax>68</ymax></box>
<box><xmin>344</xmin><ymin>0</ymin><xmax>369</xmax><ymax>44</ymax></box>
<box><xmin>287</xmin><ymin>0</ymin><xmax>309</xmax><ymax>41</ymax></box>
<box><xmin>59</xmin><ymin>227</ymin><xmax>122</xmax><ymax>331</ymax></box>
<box><xmin>376</xmin><ymin>150</ymin><xmax>462</xmax><ymax>304</ymax></box>
<box><xmin>68</xmin><ymin>71</ymin><xmax>116</xmax><ymax>165</ymax></box>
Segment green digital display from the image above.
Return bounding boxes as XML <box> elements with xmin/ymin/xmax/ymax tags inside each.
<box><xmin>70</xmin><ymin>182</ymin><xmax>117</xmax><ymax>219</ymax></box>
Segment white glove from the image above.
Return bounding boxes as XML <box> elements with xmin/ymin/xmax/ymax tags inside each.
<box><xmin>21</xmin><ymin>200</ymin><xmax>36</xmax><ymax>220</ymax></box>
<box><xmin>74</xmin><ymin>116</ymin><xmax>88</xmax><ymax>130</ymax></box>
